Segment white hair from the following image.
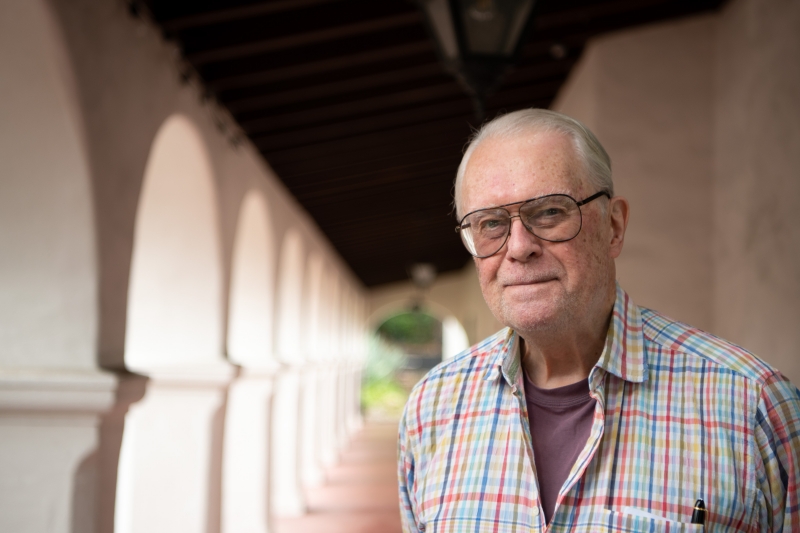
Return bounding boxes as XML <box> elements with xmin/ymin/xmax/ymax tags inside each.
<box><xmin>454</xmin><ymin>109</ymin><xmax>613</xmax><ymax>218</ymax></box>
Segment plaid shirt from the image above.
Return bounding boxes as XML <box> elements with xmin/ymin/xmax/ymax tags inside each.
<box><xmin>398</xmin><ymin>285</ymin><xmax>800</xmax><ymax>532</ymax></box>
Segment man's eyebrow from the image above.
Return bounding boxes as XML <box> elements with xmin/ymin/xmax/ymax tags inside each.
<box><xmin>474</xmin><ymin>189</ymin><xmax>579</xmax><ymax>210</ymax></box>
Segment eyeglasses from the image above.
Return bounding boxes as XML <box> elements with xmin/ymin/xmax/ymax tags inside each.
<box><xmin>456</xmin><ymin>191</ymin><xmax>610</xmax><ymax>258</ymax></box>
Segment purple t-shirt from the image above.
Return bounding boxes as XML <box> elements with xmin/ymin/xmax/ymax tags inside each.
<box><xmin>523</xmin><ymin>372</ymin><xmax>596</xmax><ymax>524</ymax></box>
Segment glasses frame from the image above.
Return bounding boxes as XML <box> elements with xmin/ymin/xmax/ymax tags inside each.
<box><xmin>455</xmin><ymin>190</ymin><xmax>611</xmax><ymax>258</ymax></box>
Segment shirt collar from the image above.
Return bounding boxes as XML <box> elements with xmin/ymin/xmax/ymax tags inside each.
<box><xmin>484</xmin><ymin>283</ymin><xmax>647</xmax><ymax>387</ymax></box>
<box><xmin>594</xmin><ymin>283</ymin><xmax>647</xmax><ymax>383</ymax></box>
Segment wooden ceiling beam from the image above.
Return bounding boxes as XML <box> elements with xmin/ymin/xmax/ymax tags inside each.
<box><xmin>534</xmin><ymin>0</ymin><xmax>664</xmax><ymax>31</ymax></box>
<box><xmin>264</xmin><ymin>120</ymin><xmax>471</xmax><ymax>169</ymax></box>
<box><xmin>239</xmin><ymin>82</ymin><xmax>462</xmax><ymax>133</ymax></box>
<box><xmin>265</xmin><ymin>139</ymin><xmax>465</xmax><ymax>177</ymax></box>
<box><xmin>224</xmin><ymin>63</ymin><xmax>445</xmax><ymax>113</ymax></box>
<box><xmin>187</xmin><ymin>12</ymin><xmax>422</xmax><ymax>65</ymax></box>
<box><xmin>250</xmin><ymin>99</ymin><xmax>474</xmax><ymax>152</ymax></box>
<box><xmin>271</xmin><ymin>140</ymin><xmax>465</xmax><ymax>181</ymax></box>
<box><xmin>159</xmin><ymin>0</ymin><xmax>342</xmax><ymax>32</ymax></box>
<box><xmin>323</xmin><ymin>210</ymin><xmax>460</xmax><ymax>237</ymax></box>
<box><xmin>289</xmin><ymin>160</ymin><xmax>459</xmax><ymax>204</ymax></box>
<box><xmin>533</xmin><ymin>0</ymin><xmax>710</xmax><ymax>31</ymax></box>
<box><xmin>205</xmin><ymin>41</ymin><xmax>433</xmax><ymax>90</ymax></box>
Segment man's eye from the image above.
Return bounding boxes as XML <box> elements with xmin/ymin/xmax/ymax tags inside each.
<box><xmin>475</xmin><ymin>216</ymin><xmax>508</xmax><ymax>236</ymax></box>
<box><xmin>528</xmin><ymin>207</ymin><xmax>569</xmax><ymax>226</ymax></box>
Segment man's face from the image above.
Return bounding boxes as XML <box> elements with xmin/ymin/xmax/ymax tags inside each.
<box><xmin>461</xmin><ymin>130</ymin><xmax>624</xmax><ymax>335</ymax></box>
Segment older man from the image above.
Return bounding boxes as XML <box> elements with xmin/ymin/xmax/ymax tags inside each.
<box><xmin>398</xmin><ymin>109</ymin><xmax>800</xmax><ymax>532</ymax></box>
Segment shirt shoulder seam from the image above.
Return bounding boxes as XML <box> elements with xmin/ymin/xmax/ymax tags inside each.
<box><xmin>640</xmin><ymin>309</ymin><xmax>775</xmax><ymax>387</ymax></box>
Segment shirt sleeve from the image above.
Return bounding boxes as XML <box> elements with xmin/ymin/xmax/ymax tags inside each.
<box><xmin>754</xmin><ymin>372</ymin><xmax>800</xmax><ymax>531</ymax></box>
<box><xmin>398</xmin><ymin>404</ymin><xmax>421</xmax><ymax>533</ymax></box>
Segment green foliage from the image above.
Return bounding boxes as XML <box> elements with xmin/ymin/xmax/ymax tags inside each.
<box><xmin>363</xmin><ymin>335</ymin><xmax>407</xmax><ymax>382</ymax></box>
<box><xmin>361</xmin><ymin>334</ymin><xmax>409</xmax><ymax>417</ymax></box>
<box><xmin>377</xmin><ymin>312</ymin><xmax>441</xmax><ymax>344</ymax></box>
<box><xmin>361</xmin><ymin>378</ymin><xmax>408</xmax><ymax>417</ymax></box>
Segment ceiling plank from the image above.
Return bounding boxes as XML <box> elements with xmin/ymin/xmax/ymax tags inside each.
<box><xmin>263</xmin><ymin>117</ymin><xmax>472</xmax><ymax>168</ymax></box>
<box><xmin>160</xmin><ymin>0</ymin><xmax>343</xmax><ymax>32</ymax></box>
<box><xmin>186</xmin><ymin>12</ymin><xmax>422</xmax><ymax>65</ymax></box>
<box><xmin>250</xmin><ymin>99</ymin><xmax>475</xmax><ymax>152</ymax></box>
<box><xmin>206</xmin><ymin>41</ymin><xmax>433</xmax><ymax>90</ymax></box>
<box><xmin>239</xmin><ymin>83</ymin><xmax>463</xmax><ymax>134</ymax></box>
<box><xmin>224</xmin><ymin>63</ymin><xmax>445</xmax><ymax>112</ymax></box>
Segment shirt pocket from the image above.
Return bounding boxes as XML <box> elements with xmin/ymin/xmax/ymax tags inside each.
<box><xmin>424</xmin><ymin>518</ymin><xmax>527</xmax><ymax>533</ymax></box>
<box><xmin>597</xmin><ymin>508</ymin><xmax>704</xmax><ymax>532</ymax></box>
<box><xmin>424</xmin><ymin>518</ymin><xmax>466</xmax><ymax>533</ymax></box>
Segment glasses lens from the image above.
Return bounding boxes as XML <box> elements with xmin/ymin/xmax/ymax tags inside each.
<box><xmin>460</xmin><ymin>208</ymin><xmax>511</xmax><ymax>257</ymax></box>
<box><xmin>520</xmin><ymin>195</ymin><xmax>581</xmax><ymax>241</ymax></box>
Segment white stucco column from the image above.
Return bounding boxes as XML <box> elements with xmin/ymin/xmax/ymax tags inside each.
<box><xmin>116</xmin><ymin>114</ymin><xmax>233</xmax><ymax>533</ymax></box>
<box><xmin>299</xmin><ymin>365</ymin><xmax>324</xmax><ymax>487</ymax></box>
<box><xmin>221</xmin><ymin>367</ymin><xmax>277</xmax><ymax>533</ymax></box>
<box><xmin>270</xmin><ymin>363</ymin><xmax>306</xmax><ymax>516</ymax></box>
<box><xmin>115</xmin><ymin>365</ymin><xmax>234</xmax><ymax>533</ymax></box>
<box><xmin>317</xmin><ymin>363</ymin><xmax>339</xmax><ymax>468</ymax></box>
<box><xmin>0</xmin><ymin>371</ymin><xmax>117</xmax><ymax>533</ymax></box>
<box><xmin>222</xmin><ymin>189</ymin><xmax>277</xmax><ymax>533</ymax></box>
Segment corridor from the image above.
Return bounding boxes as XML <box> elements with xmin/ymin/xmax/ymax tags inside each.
<box><xmin>276</xmin><ymin>421</ymin><xmax>403</xmax><ymax>533</ymax></box>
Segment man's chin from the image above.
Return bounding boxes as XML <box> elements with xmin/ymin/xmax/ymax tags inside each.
<box><xmin>499</xmin><ymin>303</ymin><xmax>565</xmax><ymax>334</ymax></box>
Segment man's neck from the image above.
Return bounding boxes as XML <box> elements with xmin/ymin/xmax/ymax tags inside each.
<box><xmin>518</xmin><ymin>306</ymin><xmax>613</xmax><ymax>390</ymax></box>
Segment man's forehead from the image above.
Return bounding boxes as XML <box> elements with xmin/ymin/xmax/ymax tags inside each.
<box><xmin>462</xmin><ymin>132</ymin><xmax>587</xmax><ymax>211</ymax></box>
<box><xmin>465</xmin><ymin>186</ymin><xmax>582</xmax><ymax>214</ymax></box>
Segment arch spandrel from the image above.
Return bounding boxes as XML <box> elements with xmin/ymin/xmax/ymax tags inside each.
<box><xmin>0</xmin><ymin>0</ymin><xmax>97</xmax><ymax>370</ymax></box>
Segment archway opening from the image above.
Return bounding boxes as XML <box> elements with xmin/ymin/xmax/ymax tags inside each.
<box><xmin>227</xmin><ymin>190</ymin><xmax>273</xmax><ymax>367</ymax></box>
<box><xmin>117</xmin><ymin>114</ymin><xmax>227</xmax><ymax>533</ymax></box>
<box><xmin>363</xmin><ymin>310</ymin><xmax>442</xmax><ymax>421</ymax></box>
<box><xmin>124</xmin><ymin>114</ymin><xmax>222</xmax><ymax>372</ymax></box>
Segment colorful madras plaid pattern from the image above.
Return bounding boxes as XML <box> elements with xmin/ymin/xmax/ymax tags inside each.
<box><xmin>398</xmin><ymin>284</ymin><xmax>800</xmax><ymax>532</ymax></box>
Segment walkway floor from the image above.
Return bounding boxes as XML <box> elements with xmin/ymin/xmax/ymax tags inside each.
<box><xmin>275</xmin><ymin>420</ymin><xmax>403</xmax><ymax>533</ymax></box>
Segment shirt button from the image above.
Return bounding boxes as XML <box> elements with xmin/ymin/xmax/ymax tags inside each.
<box><xmin>532</xmin><ymin>506</ymin><xmax>539</xmax><ymax>515</ymax></box>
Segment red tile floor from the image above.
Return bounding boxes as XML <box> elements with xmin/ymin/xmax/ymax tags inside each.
<box><xmin>275</xmin><ymin>420</ymin><xmax>403</xmax><ymax>533</ymax></box>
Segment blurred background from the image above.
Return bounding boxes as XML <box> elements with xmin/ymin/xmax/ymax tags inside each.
<box><xmin>0</xmin><ymin>0</ymin><xmax>798</xmax><ymax>532</ymax></box>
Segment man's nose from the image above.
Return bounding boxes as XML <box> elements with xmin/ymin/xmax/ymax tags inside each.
<box><xmin>504</xmin><ymin>216</ymin><xmax>542</xmax><ymax>260</ymax></box>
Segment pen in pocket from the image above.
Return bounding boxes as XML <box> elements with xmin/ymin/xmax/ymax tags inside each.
<box><xmin>691</xmin><ymin>499</ymin><xmax>706</xmax><ymax>527</ymax></box>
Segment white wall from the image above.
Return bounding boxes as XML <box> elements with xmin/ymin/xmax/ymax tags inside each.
<box><xmin>0</xmin><ymin>0</ymin><xmax>97</xmax><ymax>370</ymax></box>
<box><xmin>713</xmin><ymin>0</ymin><xmax>800</xmax><ymax>382</ymax></box>
<box><xmin>553</xmin><ymin>0</ymin><xmax>800</xmax><ymax>381</ymax></box>
<box><xmin>0</xmin><ymin>2</ymin><xmax>115</xmax><ymax>531</ymax></box>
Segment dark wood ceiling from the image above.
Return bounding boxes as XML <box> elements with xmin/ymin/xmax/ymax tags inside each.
<box><xmin>141</xmin><ymin>0</ymin><xmax>723</xmax><ymax>287</ymax></box>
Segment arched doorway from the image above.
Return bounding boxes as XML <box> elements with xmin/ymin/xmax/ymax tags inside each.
<box><xmin>222</xmin><ymin>189</ymin><xmax>274</xmax><ymax>533</ymax></box>
<box><xmin>364</xmin><ymin>305</ymin><xmax>469</xmax><ymax>420</ymax></box>
<box><xmin>299</xmin><ymin>253</ymin><xmax>326</xmax><ymax>487</ymax></box>
<box><xmin>117</xmin><ymin>114</ymin><xmax>231</xmax><ymax>533</ymax></box>
<box><xmin>271</xmin><ymin>229</ymin><xmax>306</xmax><ymax>516</ymax></box>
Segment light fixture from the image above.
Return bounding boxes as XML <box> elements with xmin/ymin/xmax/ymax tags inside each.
<box><xmin>409</xmin><ymin>263</ymin><xmax>437</xmax><ymax>290</ymax></box>
<box><xmin>407</xmin><ymin>263</ymin><xmax>437</xmax><ymax>313</ymax></box>
<box><xmin>415</xmin><ymin>0</ymin><xmax>537</xmax><ymax>120</ymax></box>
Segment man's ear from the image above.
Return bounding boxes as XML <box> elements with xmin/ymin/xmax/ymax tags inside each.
<box><xmin>608</xmin><ymin>196</ymin><xmax>629</xmax><ymax>259</ymax></box>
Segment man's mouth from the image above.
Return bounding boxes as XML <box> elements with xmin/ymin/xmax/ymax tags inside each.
<box><xmin>503</xmin><ymin>276</ymin><xmax>557</xmax><ymax>287</ymax></box>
